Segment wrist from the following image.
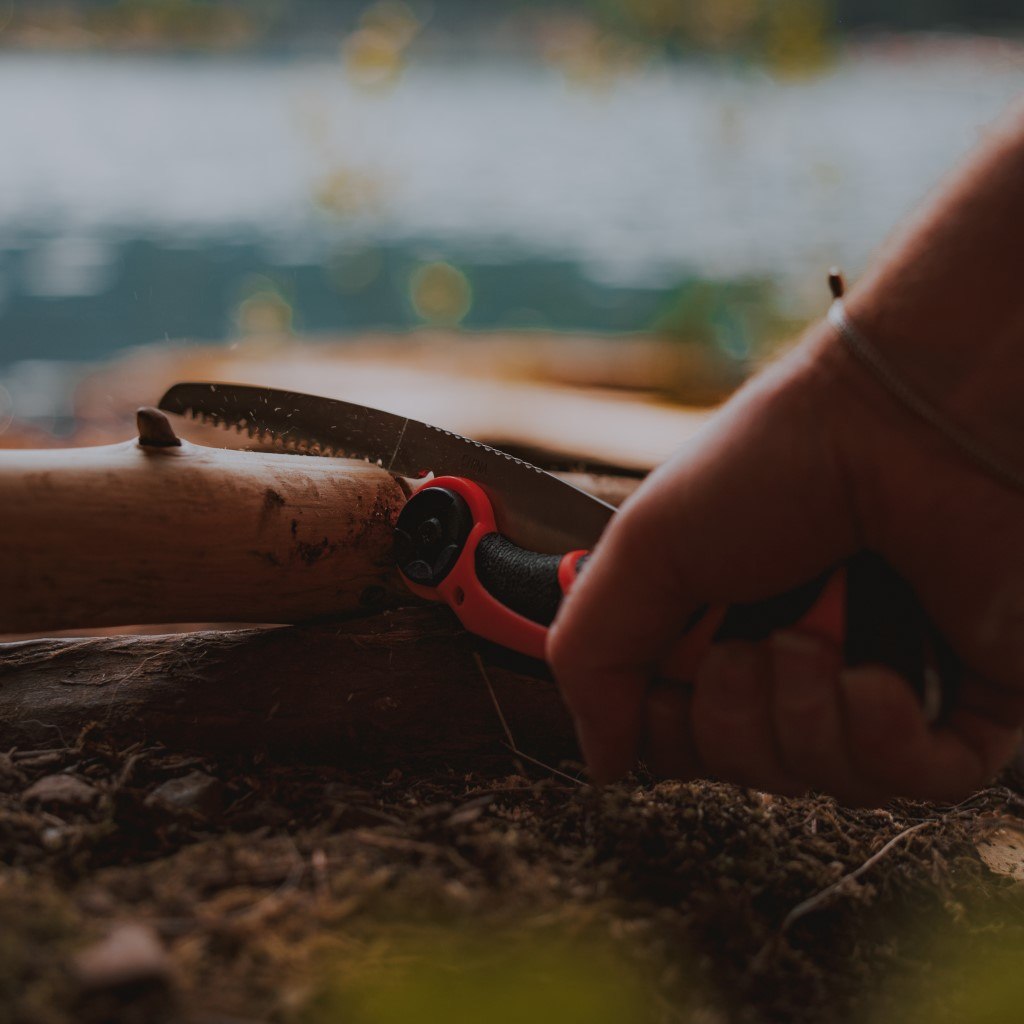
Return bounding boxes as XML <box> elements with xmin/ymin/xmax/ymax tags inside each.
<box><xmin>839</xmin><ymin>286</ymin><xmax>1024</xmax><ymax>489</ymax></box>
<box><xmin>831</xmin><ymin>96</ymin><xmax>1024</xmax><ymax>474</ymax></box>
<box><xmin>826</xmin><ymin>295</ymin><xmax>1024</xmax><ymax>494</ymax></box>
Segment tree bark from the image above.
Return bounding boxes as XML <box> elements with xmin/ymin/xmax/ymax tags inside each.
<box><xmin>0</xmin><ymin>607</ymin><xmax>578</xmax><ymax>770</ymax></box>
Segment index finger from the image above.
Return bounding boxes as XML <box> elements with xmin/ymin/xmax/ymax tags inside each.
<box><xmin>547</xmin><ymin>499</ymin><xmax>701</xmax><ymax>783</ymax></box>
<box><xmin>547</xmin><ymin>350</ymin><xmax>857</xmax><ymax>783</ymax></box>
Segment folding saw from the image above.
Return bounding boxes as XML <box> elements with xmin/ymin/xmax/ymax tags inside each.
<box><xmin>158</xmin><ymin>382</ymin><xmax>959</xmax><ymax>720</ymax></box>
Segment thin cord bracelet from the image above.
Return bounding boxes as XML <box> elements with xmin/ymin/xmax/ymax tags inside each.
<box><xmin>825</xmin><ymin>270</ymin><xmax>1024</xmax><ymax>494</ymax></box>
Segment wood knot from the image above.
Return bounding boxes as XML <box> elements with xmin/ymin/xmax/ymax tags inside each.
<box><xmin>828</xmin><ymin>267</ymin><xmax>846</xmax><ymax>300</ymax></box>
<box><xmin>136</xmin><ymin>407</ymin><xmax>181</xmax><ymax>448</ymax></box>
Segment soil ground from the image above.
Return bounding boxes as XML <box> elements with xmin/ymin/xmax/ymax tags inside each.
<box><xmin>3</xmin><ymin>725</ymin><xmax>1024</xmax><ymax>1024</ymax></box>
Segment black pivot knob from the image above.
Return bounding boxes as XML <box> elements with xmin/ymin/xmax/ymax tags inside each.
<box><xmin>394</xmin><ymin>487</ymin><xmax>474</xmax><ymax>586</ymax></box>
<box><xmin>417</xmin><ymin>517</ymin><xmax>443</xmax><ymax>547</ymax></box>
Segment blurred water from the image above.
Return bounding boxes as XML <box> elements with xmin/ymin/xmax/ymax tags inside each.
<box><xmin>0</xmin><ymin>44</ymin><xmax>1022</xmax><ymax>388</ymax></box>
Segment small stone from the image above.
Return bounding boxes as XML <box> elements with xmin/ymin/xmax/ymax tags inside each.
<box><xmin>77</xmin><ymin>887</ymin><xmax>118</xmax><ymax>916</ymax></box>
<box><xmin>976</xmin><ymin>824</ymin><xmax>1024</xmax><ymax>883</ymax></box>
<box><xmin>145</xmin><ymin>771</ymin><xmax>224</xmax><ymax>819</ymax></box>
<box><xmin>73</xmin><ymin>922</ymin><xmax>170</xmax><ymax>990</ymax></box>
<box><xmin>41</xmin><ymin>826</ymin><xmax>65</xmax><ymax>851</ymax></box>
<box><xmin>23</xmin><ymin>773</ymin><xmax>99</xmax><ymax>808</ymax></box>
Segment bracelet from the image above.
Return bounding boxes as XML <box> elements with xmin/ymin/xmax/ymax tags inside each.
<box><xmin>826</xmin><ymin>271</ymin><xmax>1024</xmax><ymax>493</ymax></box>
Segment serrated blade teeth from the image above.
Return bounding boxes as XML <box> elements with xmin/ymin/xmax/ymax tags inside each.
<box><xmin>163</xmin><ymin>386</ymin><xmax>392</xmax><ymax>467</ymax></box>
<box><xmin>159</xmin><ymin>381</ymin><xmax>617</xmax><ymax>552</ymax></box>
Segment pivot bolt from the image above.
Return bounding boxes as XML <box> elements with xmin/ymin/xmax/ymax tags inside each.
<box><xmin>417</xmin><ymin>517</ymin><xmax>443</xmax><ymax>546</ymax></box>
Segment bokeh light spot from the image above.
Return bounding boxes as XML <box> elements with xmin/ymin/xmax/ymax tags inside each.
<box><xmin>342</xmin><ymin>27</ymin><xmax>405</xmax><ymax>89</ymax></box>
<box><xmin>764</xmin><ymin>0</ymin><xmax>833</xmax><ymax>76</ymax></box>
<box><xmin>0</xmin><ymin>383</ymin><xmax>12</xmax><ymax>436</ymax></box>
<box><xmin>341</xmin><ymin>2</ymin><xmax>421</xmax><ymax>90</ymax></box>
<box><xmin>314</xmin><ymin>166</ymin><xmax>383</xmax><ymax>218</ymax></box>
<box><xmin>679</xmin><ymin>0</ymin><xmax>759</xmax><ymax>49</ymax></box>
<box><xmin>360</xmin><ymin>1</ymin><xmax>420</xmax><ymax>48</ymax></box>
<box><xmin>327</xmin><ymin>246</ymin><xmax>384</xmax><ymax>295</ymax></box>
<box><xmin>234</xmin><ymin>275</ymin><xmax>293</xmax><ymax>338</ymax></box>
<box><xmin>409</xmin><ymin>261</ymin><xmax>472</xmax><ymax>325</ymax></box>
<box><xmin>540</xmin><ymin>15</ymin><xmax>648</xmax><ymax>89</ymax></box>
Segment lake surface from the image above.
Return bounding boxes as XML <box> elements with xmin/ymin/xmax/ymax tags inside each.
<box><xmin>1</xmin><ymin>43</ymin><xmax>1022</xmax><ymax>416</ymax></box>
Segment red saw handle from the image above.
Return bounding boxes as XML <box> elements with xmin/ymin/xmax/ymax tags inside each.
<box><xmin>394</xmin><ymin>478</ymin><xmax>959</xmax><ymax>722</ymax></box>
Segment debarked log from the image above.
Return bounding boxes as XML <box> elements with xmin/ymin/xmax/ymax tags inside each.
<box><xmin>0</xmin><ymin>437</ymin><xmax>409</xmax><ymax>634</ymax></box>
<box><xmin>0</xmin><ymin>412</ymin><xmax>640</xmax><ymax>637</ymax></box>
<box><xmin>0</xmin><ymin>607</ymin><xmax>578</xmax><ymax>769</ymax></box>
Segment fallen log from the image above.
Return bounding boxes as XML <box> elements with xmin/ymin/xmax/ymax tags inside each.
<box><xmin>0</xmin><ymin>607</ymin><xmax>577</xmax><ymax>770</ymax></box>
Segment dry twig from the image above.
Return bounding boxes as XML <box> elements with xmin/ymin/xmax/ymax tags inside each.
<box><xmin>472</xmin><ymin>652</ymin><xmax>586</xmax><ymax>786</ymax></box>
<box><xmin>474</xmin><ymin>651</ymin><xmax>527</xmax><ymax>776</ymax></box>
<box><xmin>781</xmin><ymin>820</ymin><xmax>935</xmax><ymax>932</ymax></box>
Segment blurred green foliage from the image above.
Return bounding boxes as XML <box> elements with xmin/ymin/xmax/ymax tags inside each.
<box><xmin>870</xmin><ymin>917</ymin><xmax>1024</xmax><ymax>1024</ymax></box>
<box><xmin>585</xmin><ymin>0</ymin><xmax>836</xmax><ymax>73</ymax></box>
<box><xmin>303</xmin><ymin>928</ymin><xmax>662</xmax><ymax>1024</ymax></box>
<box><xmin>2</xmin><ymin>1</ymin><xmax>1021</xmax><ymax>55</ymax></box>
<box><xmin>288</xmin><ymin>908</ymin><xmax>1024</xmax><ymax>1024</ymax></box>
<box><xmin>0</xmin><ymin>877</ymin><xmax>79</xmax><ymax>1024</ymax></box>
<box><xmin>652</xmin><ymin>277</ymin><xmax>795</xmax><ymax>361</ymax></box>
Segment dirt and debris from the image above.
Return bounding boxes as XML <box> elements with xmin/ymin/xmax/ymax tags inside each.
<box><xmin>144</xmin><ymin>772</ymin><xmax>225</xmax><ymax>822</ymax></box>
<box><xmin>3</xmin><ymin>726</ymin><xmax>1024</xmax><ymax>1023</ymax></box>
<box><xmin>22</xmin><ymin>774</ymin><xmax>101</xmax><ymax>811</ymax></box>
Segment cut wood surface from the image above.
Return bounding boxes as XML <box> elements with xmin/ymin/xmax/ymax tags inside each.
<box><xmin>0</xmin><ymin>437</ymin><xmax>407</xmax><ymax>634</ymax></box>
<box><xmin>0</xmin><ymin>607</ymin><xmax>576</xmax><ymax>769</ymax></box>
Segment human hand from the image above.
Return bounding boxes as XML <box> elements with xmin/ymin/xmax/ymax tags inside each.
<box><xmin>547</xmin><ymin>324</ymin><xmax>1024</xmax><ymax>804</ymax></box>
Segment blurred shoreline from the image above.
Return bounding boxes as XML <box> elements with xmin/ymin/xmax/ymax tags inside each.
<box><xmin>1</xmin><ymin>13</ymin><xmax>1022</xmax><ymax>424</ymax></box>
<box><xmin>2</xmin><ymin>1</ymin><xmax>1023</xmax><ymax>57</ymax></box>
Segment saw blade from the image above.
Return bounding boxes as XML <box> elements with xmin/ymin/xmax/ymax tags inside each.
<box><xmin>159</xmin><ymin>382</ymin><xmax>615</xmax><ymax>553</ymax></box>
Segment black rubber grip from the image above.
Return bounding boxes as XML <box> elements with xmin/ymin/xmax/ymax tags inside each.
<box><xmin>473</xmin><ymin>534</ymin><xmax>958</xmax><ymax>718</ymax></box>
<box><xmin>715</xmin><ymin>551</ymin><xmax>960</xmax><ymax>715</ymax></box>
<box><xmin>474</xmin><ymin>533</ymin><xmax>564</xmax><ymax>625</ymax></box>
